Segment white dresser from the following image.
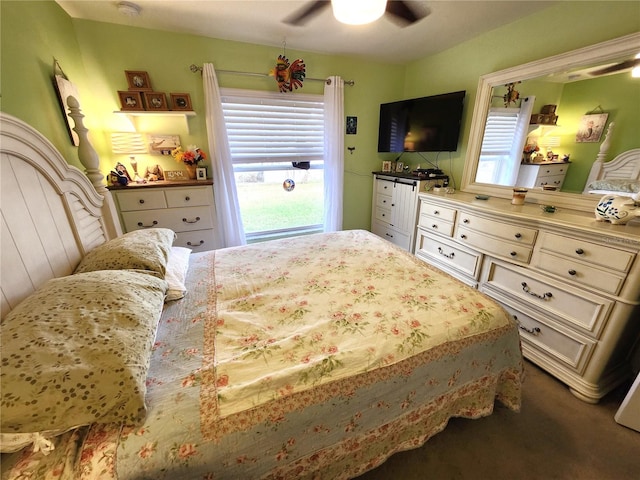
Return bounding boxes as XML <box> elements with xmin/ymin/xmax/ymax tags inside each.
<box><xmin>516</xmin><ymin>162</ymin><xmax>569</xmax><ymax>189</ymax></box>
<box><xmin>370</xmin><ymin>174</ymin><xmax>429</xmax><ymax>252</ymax></box>
<box><xmin>414</xmin><ymin>191</ymin><xmax>640</xmax><ymax>403</ymax></box>
<box><xmin>110</xmin><ymin>181</ymin><xmax>219</xmax><ymax>252</ymax></box>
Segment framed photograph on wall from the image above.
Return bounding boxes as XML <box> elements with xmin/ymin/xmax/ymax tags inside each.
<box><xmin>196</xmin><ymin>167</ymin><xmax>207</xmax><ymax>181</ymax></box>
<box><xmin>125</xmin><ymin>70</ymin><xmax>152</xmax><ymax>91</ymax></box>
<box><xmin>346</xmin><ymin>116</ymin><xmax>357</xmax><ymax>134</ymax></box>
<box><xmin>118</xmin><ymin>91</ymin><xmax>144</xmax><ymax>111</ymax></box>
<box><xmin>170</xmin><ymin>93</ymin><xmax>192</xmax><ymax>111</ymax></box>
<box><xmin>143</xmin><ymin>92</ymin><xmax>168</xmax><ymax>111</ymax></box>
<box><xmin>53</xmin><ymin>74</ymin><xmax>81</xmax><ymax>146</ymax></box>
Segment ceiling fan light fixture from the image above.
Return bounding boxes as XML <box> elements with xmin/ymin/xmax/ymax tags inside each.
<box><xmin>117</xmin><ymin>1</ymin><xmax>141</xmax><ymax>17</ymax></box>
<box><xmin>632</xmin><ymin>53</ymin><xmax>640</xmax><ymax>78</ymax></box>
<box><xmin>331</xmin><ymin>0</ymin><xmax>386</xmax><ymax>25</ymax></box>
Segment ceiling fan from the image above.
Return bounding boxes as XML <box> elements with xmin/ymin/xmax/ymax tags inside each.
<box><xmin>284</xmin><ymin>1</ymin><xmax>428</xmax><ymax>27</ymax></box>
<box><xmin>589</xmin><ymin>56</ymin><xmax>640</xmax><ymax>76</ymax></box>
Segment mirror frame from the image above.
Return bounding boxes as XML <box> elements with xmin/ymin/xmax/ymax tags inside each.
<box><xmin>461</xmin><ymin>32</ymin><xmax>640</xmax><ymax>212</ymax></box>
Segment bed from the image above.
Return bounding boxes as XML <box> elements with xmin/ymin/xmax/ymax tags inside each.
<box><xmin>1</xmin><ymin>108</ymin><xmax>523</xmax><ymax>479</ymax></box>
<box><xmin>583</xmin><ymin>123</ymin><xmax>640</xmax><ymax>197</ymax></box>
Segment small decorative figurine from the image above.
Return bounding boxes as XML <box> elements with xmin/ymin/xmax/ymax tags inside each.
<box><xmin>595</xmin><ymin>194</ymin><xmax>640</xmax><ymax>225</ymax></box>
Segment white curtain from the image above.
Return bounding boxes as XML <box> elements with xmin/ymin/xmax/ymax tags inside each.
<box><xmin>202</xmin><ymin>63</ymin><xmax>246</xmax><ymax>247</ymax></box>
<box><xmin>323</xmin><ymin>76</ymin><xmax>344</xmax><ymax>232</ymax></box>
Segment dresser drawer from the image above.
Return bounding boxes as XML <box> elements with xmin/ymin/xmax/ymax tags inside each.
<box><xmin>375</xmin><ymin>192</ymin><xmax>392</xmax><ymax>210</ymax></box>
<box><xmin>115</xmin><ymin>190</ymin><xmax>167</xmax><ymax>211</ymax></box>
<box><xmin>374</xmin><ymin>206</ymin><xmax>392</xmax><ymax>225</ymax></box>
<box><xmin>175</xmin><ymin>229</ymin><xmax>216</xmax><ymax>253</ymax></box>
<box><xmin>371</xmin><ymin>220</ymin><xmax>410</xmax><ymax>250</ymax></box>
<box><xmin>499</xmin><ymin>302</ymin><xmax>594</xmax><ymax>373</ymax></box>
<box><xmin>418</xmin><ymin>200</ymin><xmax>457</xmax><ymax>223</ymax></box>
<box><xmin>415</xmin><ymin>228</ymin><xmax>481</xmax><ymax>278</ymax></box>
<box><xmin>535</xmin><ymin>174</ymin><xmax>565</xmax><ymax>189</ymax></box>
<box><xmin>165</xmin><ymin>187</ymin><xmax>213</xmax><ymax>208</ymax></box>
<box><xmin>537</xmin><ymin>232</ymin><xmax>635</xmax><ymax>273</ymax></box>
<box><xmin>456</xmin><ymin>213</ymin><xmax>537</xmax><ymax>245</ymax></box>
<box><xmin>535</xmin><ymin>252</ymin><xmax>625</xmax><ymax>295</ymax></box>
<box><xmin>481</xmin><ymin>259</ymin><xmax>613</xmax><ymax>337</ymax></box>
<box><xmin>456</xmin><ymin>226</ymin><xmax>533</xmax><ymax>263</ymax></box>
<box><xmin>121</xmin><ymin>206</ymin><xmax>214</xmax><ymax>233</ymax></box>
<box><xmin>536</xmin><ymin>164</ymin><xmax>568</xmax><ymax>176</ymax></box>
<box><xmin>417</xmin><ymin>215</ymin><xmax>454</xmax><ymax>237</ymax></box>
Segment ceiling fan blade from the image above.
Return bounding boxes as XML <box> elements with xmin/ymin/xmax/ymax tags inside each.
<box><xmin>283</xmin><ymin>1</ymin><xmax>330</xmax><ymax>26</ymax></box>
<box><xmin>590</xmin><ymin>59</ymin><xmax>639</xmax><ymax>76</ymax></box>
<box><xmin>385</xmin><ymin>1</ymin><xmax>428</xmax><ymax>26</ymax></box>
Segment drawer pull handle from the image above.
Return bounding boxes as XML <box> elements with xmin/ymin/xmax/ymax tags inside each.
<box><xmin>575</xmin><ymin>248</ymin><xmax>584</xmax><ymax>255</ymax></box>
<box><xmin>391</xmin><ymin>203</ymin><xmax>395</xmax><ymax>207</ymax></box>
<box><xmin>138</xmin><ymin>199</ymin><xmax>145</xmax><ymax>204</ymax></box>
<box><xmin>433</xmin><ymin>210</ymin><xmax>440</xmax><ymax>215</ymax></box>
<box><xmin>437</xmin><ymin>247</ymin><xmax>455</xmax><ymax>259</ymax></box>
<box><xmin>460</xmin><ymin>234</ymin><xmax>467</xmax><ymax>240</ymax></box>
<box><xmin>510</xmin><ymin>251</ymin><xmax>517</xmax><ymax>257</ymax></box>
<box><xmin>568</xmin><ymin>269</ymin><xmax>577</xmax><ymax>276</ymax></box>
<box><xmin>185</xmin><ymin>196</ymin><xmax>191</xmax><ymax>201</ymax></box>
<box><xmin>432</xmin><ymin>224</ymin><xmax>438</xmax><ymax>229</ymax></box>
<box><xmin>182</xmin><ymin>216</ymin><xmax>201</xmax><ymax>224</ymax></box>
<box><xmin>463</xmin><ymin>218</ymin><xmax>469</xmax><ymax>224</ymax></box>
<box><xmin>519</xmin><ymin>325</ymin><xmax>541</xmax><ymax>335</ymax></box>
<box><xmin>514</xmin><ymin>233</ymin><xmax>522</xmax><ymax>239</ymax></box>
<box><xmin>385</xmin><ymin>233</ymin><xmax>394</xmax><ymax>238</ymax></box>
<box><xmin>521</xmin><ymin>282</ymin><xmax>552</xmax><ymax>300</ymax></box>
<box><xmin>137</xmin><ymin>220</ymin><xmax>158</xmax><ymax>228</ymax></box>
<box><xmin>187</xmin><ymin>240</ymin><xmax>204</xmax><ymax>246</ymax></box>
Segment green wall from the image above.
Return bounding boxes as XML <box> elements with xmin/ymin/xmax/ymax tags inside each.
<box><xmin>1</xmin><ymin>0</ymin><xmax>638</xmax><ymax>231</ymax></box>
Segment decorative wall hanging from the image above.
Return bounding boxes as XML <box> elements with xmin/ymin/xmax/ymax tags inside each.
<box><xmin>270</xmin><ymin>55</ymin><xmax>306</xmax><ymax>92</ymax></box>
<box><xmin>143</xmin><ymin>92</ymin><xmax>168</xmax><ymax>111</ymax></box>
<box><xmin>503</xmin><ymin>82</ymin><xmax>521</xmax><ymax>107</ymax></box>
<box><xmin>576</xmin><ymin>112</ymin><xmax>609</xmax><ymax>143</ymax></box>
<box><xmin>346</xmin><ymin>116</ymin><xmax>357</xmax><ymax>134</ymax></box>
<box><xmin>52</xmin><ymin>59</ymin><xmax>81</xmax><ymax>146</ymax></box>
<box><xmin>118</xmin><ymin>91</ymin><xmax>144</xmax><ymax>111</ymax></box>
<box><xmin>148</xmin><ymin>134</ymin><xmax>181</xmax><ymax>155</ymax></box>
<box><xmin>170</xmin><ymin>93</ymin><xmax>192</xmax><ymax>111</ymax></box>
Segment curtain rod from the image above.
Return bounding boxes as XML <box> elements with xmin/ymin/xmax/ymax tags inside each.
<box><xmin>189</xmin><ymin>64</ymin><xmax>354</xmax><ymax>86</ymax></box>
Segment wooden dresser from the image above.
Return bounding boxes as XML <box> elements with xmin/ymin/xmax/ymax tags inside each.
<box><xmin>109</xmin><ymin>181</ymin><xmax>219</xmax><ymax>252</ymax></box>
<box><xmin>414</xmin><ymin>190</ymin><xmax>640</xmax><ymax>403</ymax></box>
<box><xmin>516</xmin><ymin>162</ymin><xmax>569</xmax><ymax>189</ymax></box>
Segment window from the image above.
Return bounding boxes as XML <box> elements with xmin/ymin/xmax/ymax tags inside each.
<box><xmin>221</xmin><ymin>88</ymin><xmax>325</xmax><ymax>241</ymax></box>
<box><xmin>477</xmin><ymin>96</ymin><xmax>535</xmax><ymax>185</ymax></box>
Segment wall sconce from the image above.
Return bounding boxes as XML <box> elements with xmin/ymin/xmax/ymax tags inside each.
<box><xmin>111</xmin><ymin>132</ymin><xmax>148</xmax><ymax>183</ymax></box>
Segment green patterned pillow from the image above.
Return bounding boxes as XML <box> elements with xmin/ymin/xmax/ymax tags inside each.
<box><xmin>74</xmin><ymin>228</ymin><xmax>175</xmax><ymax>278</ymax></box>
<box><xmin>588</xmin><ymin>178</ymin><xmax>640</xmax><ymax>193</ymax></box>
<box><xmin>0</xmin><ymin>270</ymin><xmax>167</xmax><ymax>436</ymax></box>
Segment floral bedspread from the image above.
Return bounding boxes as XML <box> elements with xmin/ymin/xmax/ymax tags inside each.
<box><xmin>1</xmin><ymin>230</ymin><xmax>523</xmax><ymax>480</ymax></box>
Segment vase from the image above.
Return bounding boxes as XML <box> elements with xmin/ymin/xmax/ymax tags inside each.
<box><xmin>185</xmin><ymin>164</ymin><xmax>197</xmax><ymax>180</ymax></box>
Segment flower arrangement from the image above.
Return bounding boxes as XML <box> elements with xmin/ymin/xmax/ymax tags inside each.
<box><xmin>523</xmin><ymin>144</ymin><xmax>539</xmax><ymax>155</ymax></box>
<box><xmin>171</xmin><ymin>145</ymin><xmax>207</xmax><ymax>165</ymax></box>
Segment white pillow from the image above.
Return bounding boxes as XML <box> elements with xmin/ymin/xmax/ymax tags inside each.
<box><xmin>165</xmin><ymin>246</ymin><xmax>191</xmax><ymax>301</ymax></box>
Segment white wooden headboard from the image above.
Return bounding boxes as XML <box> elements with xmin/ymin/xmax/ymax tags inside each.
<box><xmin>584</xmin><ymin>122</ymin><xmax>640</xmax><ymax>193</ymax></box>
<box><xmin>1</xmin><ymin>112</ymin><xmax>112</xmax><ymax>318</ymax></box>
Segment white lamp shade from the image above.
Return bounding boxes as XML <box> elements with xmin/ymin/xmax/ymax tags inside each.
<box><xmin>331</xmin><ymin>0</ymin><xmax>386</xmax><ymax>25</ymax></box>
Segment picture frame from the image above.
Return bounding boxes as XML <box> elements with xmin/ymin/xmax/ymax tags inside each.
<box><xmin>53</xmin><ymin>74</ymin><xmax>81</xmax><ymax>146</ymax></box>
<box><xmin>395</xmin><ymin>161</ymin><xmax>404</xmax><ymax>173</ymax></box>
<box><xmin>382</xmin><ymin>161</ymin><xmax>392</xmax><ymax>172</ymax></box>
<box><xmin>147</xmin><ymin>134</ymin><xmax>180</xmax><ymax>156</ymax></box>
<box><xmin>143</xmin><ymin>92</ymin><xmax>168</xmax><ymax>111</ymax></box>
<box><xmin>196</xmin><ymin>167</ymin><xmax>207</xmax><ymax>181</ymax></box>
<box><xmin>118</xmin><ymin>91</ymin><xmax>144</xmax><ymax>111</ymax></box>
<box><xmin>170</xmin><ymin>93</ymin><xmax>192</xmax><ymax>111</ymax></box>
<box><xmin>575</xmin><ymin>113</ymin><xmax>609</xmax><ymax>143</ymax></box>
<box><xmin>125</xmin><ymin>70</ymin><xmax>152</xmax><ymax>91</ymax></box>
<box><xmin>346</xmin><ymin>116</ymin><xmax>357</xmax><ymax>134</ymax></box>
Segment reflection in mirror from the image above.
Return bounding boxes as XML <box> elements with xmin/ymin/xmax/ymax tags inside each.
<box><xmin>462</xmin><ymin>33</ymin><xmax>640</xmax><ymax>212</ymax></box>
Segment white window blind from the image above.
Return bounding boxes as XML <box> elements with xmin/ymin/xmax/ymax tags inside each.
<box><xmin>220</xmin><ymin>88</ymin><xmax>324</xmax><ymax>165</ymax></box>
<box><xmin>480</xmin><ymin>108</ymin><xmax>520</xmax><ymax>156</ymax></box>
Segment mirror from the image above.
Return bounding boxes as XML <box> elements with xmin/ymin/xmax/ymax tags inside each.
<box><xmin>461</xmin><ymin>33</ymin><xmax>640</xmax><ymax>212</ymax></box>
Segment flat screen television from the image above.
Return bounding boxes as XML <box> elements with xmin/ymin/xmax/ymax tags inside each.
<box><xmin>377</xmin><ymin>90</ymin><xmax>465</xmax><ymax>153</ymax></box>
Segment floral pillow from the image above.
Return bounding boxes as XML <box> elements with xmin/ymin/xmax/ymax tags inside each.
<box><xmin>588</xmin><ymin>178</ymin><xmax>640</xmax><ymax>193</ymax></box>
<box><xmin>0</xmin><ymin>270</ymin><xmax>167</xmax><ymax>447</ymax></box>
<box><xmin>74</xmin><ymin>228</ymin><xmax>175</xmax><ymax>278</ymax></box>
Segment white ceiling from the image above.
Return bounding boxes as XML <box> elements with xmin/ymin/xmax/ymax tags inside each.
<box><xmin>56</xmin><ymin>1</ymin><xmax>556</xmax><ymax>64</ymax></box>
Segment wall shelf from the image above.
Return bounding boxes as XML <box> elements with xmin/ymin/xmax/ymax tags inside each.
<box><xmin>113</xmin><ymin>110</ymin><xmax>196</xmax><ymax>132</ymax></box>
